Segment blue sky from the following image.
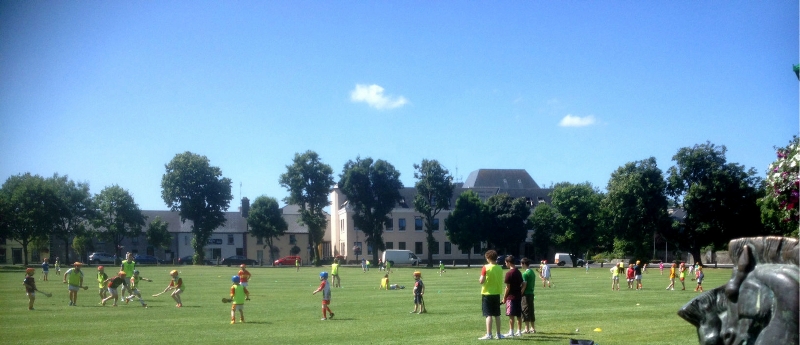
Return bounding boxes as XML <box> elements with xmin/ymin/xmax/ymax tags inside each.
<box><xmin>1</xmin><ymin>2</ymin><xmax>797</xmax><ymax>211</ymax></box>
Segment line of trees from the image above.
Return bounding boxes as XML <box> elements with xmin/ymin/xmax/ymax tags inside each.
<box><xmin>3</xmin><ymin>139</ymin><xmax>796</xmax><ymax>267</ymax></box>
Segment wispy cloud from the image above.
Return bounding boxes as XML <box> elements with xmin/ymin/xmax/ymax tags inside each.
<box><xmin>350</xmin><ymin>84</ymin><xmax>408</xmax><ymax>110</ymax></box>
<box><xmin>559</xmin><ymin>114</ymin><xmax>596</xmax><ymax>127</ymax></box>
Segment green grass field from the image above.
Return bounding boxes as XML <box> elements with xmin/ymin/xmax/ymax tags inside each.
<box><xmin>0</xmin><ymin>264</ymin><xmax>723</xmax><ymax>344</ymax></box>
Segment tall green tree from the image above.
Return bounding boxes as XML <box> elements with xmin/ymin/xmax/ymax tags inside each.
<box><xmin>445</xmin><ymin>190</ymin><xmax>486</xmax><ymax>267</ymax></box>
<box><xmin>247</xmin><ymin>196</ymin><xmax>288</xmax><ymax>266</ymax></box>
<box><xmin>279</xmin><ymin>151</ymin><xmax>334</xmax><ymax>266</ymax></box>
<box><xmin>93</xmin><ymin>185</ymin><xmax>146</xmax><ymax>261</ymax></box>
<box><xmin>484</xmin><ymin>194</ymin><xmax>531</xmax><ymax>255</ymax></box>
<box><xmin>0</xmin><ymin>173</ymin><xmax>60</xmax><ymax>265</ymax></box>
<box><xmin>413</xmin><ymin>159</ymin><xmax>455</xmax><ymax>267</ymax></box>
<box><xmin>666</xmin><ymin>142</ymin><xmax>765</xmax><ymax>264</ymax></box>
<box><xmin>161</xmin><ymin>152</ymin><xmax>233</xmax><ymax>264</ymax></box>
<box><xmin>550</xmin><ymin>182</ymin><xmax>603</xmax><ymax>267</ymax></box>
<box><xmin>72</xmin><ymin>230</ymin><xmax>95</xmax><ymax>263</ymax></box>
<box><xmin>338</xmin><ymin>157</ymin><xmax>404</xmax><ymax>265</ymax></box>
<box><xmin>49</xmin><ymin>174</ymin><xmax>94</xmax><ymax>263</ymax></box>
<box><xmin>528</xmin><ymin>203</ymin><xmax>559</xmax><ymax>262</ymax></box>
<box><xmin>146</xmin><ymin>216</ymin><xmax>173</xmax><ymax>253</ymax></box>
<box><xmin>601</xmin><ymin>157</ymin><xmax>670</xmax><ymax>260</ymax></box>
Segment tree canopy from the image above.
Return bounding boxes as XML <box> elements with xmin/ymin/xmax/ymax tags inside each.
<box><xmin>247</xmin><ymin>195</ymin><xmax>288</xmax><ymax>265</ymax></box>
<box><xmin>279</xmin><ymin>150</ymin><xmax>334</xmax><ymax>266</ymax></box>
<box><xmin>93</xmin><ymin>185</ymin><xmax>146</xmax><ymax>261</ymax></box>
<box><xmin>413</xmin><ymin>159</ymin><xmax>454</xmax><ymax>267</ymax></box>
<box><xmin>601</xmin><ymin>157</ymin><xmax>670</xmax><ymax>260</ymax></box>
<box><xmin>146</xmin><ymin>216</ymin><xmax>172</xmax><ymax>251</ymax></box>
<box><xmin>758</xmin><ymin>136</ymin><xmax>799</xmax><ymax>236</ymax></box>
<box><xmin>666</xmin><ymin>142</ymin><xmax>765</xmax><ymax>264</ymax></box>
<box><xmin>445</xmin><ymin>190</ymin><xmax>486</xmax><ymax>267</ymax></box>
<box><xmin>161</xmin><ymin>151</ymin><xmax>233</xmax><ymax>263</ymax></box>
<box><xmin>0</xmin><ymin>173</ymin><xmax>59</xmax><ymax>265</ymax></box>
<box><xmin>338</xmin><ymin>157</ymin><xmax>403</xmax><ymax>264</ymax></box>
<box><xmin>49</xmin><ymin>174</ymin><xmax>93</xmax><ymax>263</ymax></box>
<box><xmin>528</xmin><ymin>202</ymin><xmax>559</xmax><ymax>262</ymax></box>
<box><xmin>484</xmin><ymin>193</ymin><xmax>530</xmax><ymax>255</ymax></box>
<box><xmin>550</xmin><ymin>182</ymin><xmax>603</xmax><ymax>266</ymax></box>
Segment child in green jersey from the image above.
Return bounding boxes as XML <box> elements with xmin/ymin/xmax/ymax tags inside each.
<box><xmin>229</xmin><ymin>275</ymin><xmax>250</xmax><ymax>324</ymax></box>
<box><xmin>157</xmin><ymin>270</ymin><xmax>184</xmax><ymax>307</ymax></box>
<box><xmin>439</xmin><ymin>261</ymin><xmax>446</xmax><ymax>276</ymax></box>
<box><xmin>62</xmin><ymin>262</ymin><xmax>84</xmax><ymax>306</ymax></box>
<box><xmin>125</xmin><ymin>270</ymin><xmax>152</xmax><ymax>307</ymax></box>
<box><xmin>97</xmin><ymin>266</ymin><xmax>108</xmax><ymax>301</ymax></box>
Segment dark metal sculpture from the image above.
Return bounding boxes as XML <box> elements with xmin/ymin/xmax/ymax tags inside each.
<box><xmin>678</xmin><ymin>236</ymin><xmax>799</xmax><ymax>345</ymax></box>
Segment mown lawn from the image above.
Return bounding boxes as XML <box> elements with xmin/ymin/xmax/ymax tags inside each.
<box><xmin>0</xmin><ymin>263</ymin><xmax>722</xmax><ymax>344</ymax></box>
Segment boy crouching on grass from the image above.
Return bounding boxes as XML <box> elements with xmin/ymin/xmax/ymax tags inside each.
<box><xmin>230</xmin><ymin>275</ymin><xmax>250</xmax><ymax>324</ymax></box>
<box><xmin>312</xmin><ymin>271</ymin><xmax>334</xmax><ymax>320</ymax></box>
<box><xmin>101</xmin><ymin>271</ymin><xmax>127</xmax><ymax>306</ymax></box>
<box><xmin>125</xmin><ymin>270</ymin><xmax>152</xmax><ymax>307</ymax></box>
<box><xmin>157</xmin><ymin>270</ymin><xmax>184</xmax><ymax>307</ymax></box>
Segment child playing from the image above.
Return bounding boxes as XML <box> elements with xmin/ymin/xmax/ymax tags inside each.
<box><xmin>666</xmin><ymin>263</ymin><xmax>676</xmax><ymax>290</ymax></box>
<box><xmin>62</xmin><ymin>262</ymin><xmax>84</xmax><ymax>306</ymax></box>
<box><xmin>238</xmin><ymin>264</ymin><xmax>251</xmax><ymax>288</ymax></box>
<box><xmin>411</xmin><ymin>271</ymin><xmax>425</xmax><ymax>314</ymax></box>
<box><xmin>679</xmin><ymin>262</ymin><xmax>687</xmax><ymax>290</ymax></box>
<box><xmin>55</xmin><ymin>257</ymin><xmax>61</xmax><ymax>275</ymax></box>
<box><xmin>23</xmin><ymin>268</ymin><xmax>37</xmax><ymax>310</ymax></box>
<box><xmin>479</xmin><ymin>250</ymin><xmax>505</xmax><ymax>340</ymax></box>
<box><xmin>439</xmin><ymin>260</ymin><xmax>446</xmax><ymax>276</ymax></box>
<box><xmin>380</xmin><ymin>274</ymin><xmax>389</xmax><ymax>290</ymax></box>
<box><xmin>694</xmin><ymin>265</ymin><xmax>704</xmax><ymax>292</ymax></box>
<box><xmin>296</xmin><ymin>258</ymin><xmax>300</xmax><ymax>272</ymax></box>
<box><xmin>331</xmin><ymin>259</ymin><xmax>341</xmax><ymax>288</ymax></box>
<box><xmin>610</xmin><ymin>262</ymin><xmax>621</xmax><ymax>291</ymax></box>
<box><xmin>229</xmin><ymin>275</ymin><xmax>250</xmax><ymax>324</ymax></box>
<box><xmin>41</xmin><ymin>258</ymin><xmax>49</xmax><ymax>281</ymax></box>
<box><xmin>626</xmin><ymin>263</ymin><xmax>635</xmax><ymax>289</ymax></box>
<box><xmin>659</xmin><ymin>262</ymin><xmax>664</xmax><ymax>275</ymax></box>
<box><xmin>312</xmin><ymin>271</ymin><xmax>334</xmax><ymax>320</ymax></box>
<box><xmin>101</xmin><ymin>271</ymin><xmax>127</xmax><ymax>306</ymax></box>
<box><xmin>540</xmin><ymin>260</ymin><xmax>552</xmax><ymax>288</ymax></box>
<box><xmin>97</xmin><ymin>266</ymin><xmax>108</xmax><ymax>301</ymax></box>
<box><xmin>157</xmin><ymin>270</ymin><xmax>184</xmax><ymax>307</ymax></box>
<box><xmin>124</xmin><ymin>270</ymin><xmax>152</xmax><ymax>307</ymax></box>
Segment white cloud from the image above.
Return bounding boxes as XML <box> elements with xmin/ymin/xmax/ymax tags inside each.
<box><xmin>350</xmin><ymin>84</ymin><xmax>408</xmax><ymax>110</ymax></box>
<box><xmin>559</xmin><ymin>114</ymin><xmax>596</xmax><ymax>127</ymax></box>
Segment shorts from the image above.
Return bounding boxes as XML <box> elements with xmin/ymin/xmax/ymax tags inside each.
<box><xmin>482</xmin><ymin>295</ymin><xmax>501</xmax><ymax>317</ymax></box>
<box><xmin>68</xmin><ymin>285</ymin><xmax>81</xmax><ymax>292</ymax></box>
<box><xmin>241</xmin><ymin>282</ymin><xmax>248</xmax><ymax>287</ymax></box>
<box><xmin>107</xmin><ymin>287</ymin><xmax>118</xmax><ymax>295</ymax></box>
<box><xmin>627</xmin><ymin>278</ymin><xmax>634</xmax><ymax>283</ymax></box>
<box><xmin>322</xmin><ymin>299</ymin><xmax>330</xmax><ymax>305</ymax></box>
<box><xmin>634</xmin><ymin>275</ymin><xmax>642</xmax><ymax>280</ymax></box>
<box><xmin>521</xmin><ymin>295</ymin><xmax>535</xmax><ymax>322</ymax></box>
<box><xmin>612</xmin><ymin>276</ymin><xmax>619</xmax><ymax>281</ymax></box>
<box><xmin>43</xmin><ymin>269</ymin><xmax>49</xmax><ymax>273</ymax></box>
<box><xmin>680</xmin><ymin>277</ymin><xmax>685</xmax><ymax>282</ymax></box>
<box><xmin>505</xmin><ymin>296</ymin><xmax>521</xmax><ymax>317</ymax></box>
<box><xmin>697</xmin><ymin>277</ymin><xmax>703</xmax><ymax>284</ymax></box>
<box><xmin>231</xmin><ymin>304</ymin><xmax>244</xmax><ymax>311</ymax></box>
<box><xmin>414</xmin><ymin>294</ymin><xmax>423</xmax><ymax>304</ymax></box>
<box><xmin>27</xmin><ymin>291</ymin><xmax>36</xmax><ymax>297</ymax></box>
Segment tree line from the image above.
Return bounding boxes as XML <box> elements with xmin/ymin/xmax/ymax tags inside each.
<box><xmin>2</xmin><ymin>139</ymin><xmax>797</xmax><ymax>267</ymax></box>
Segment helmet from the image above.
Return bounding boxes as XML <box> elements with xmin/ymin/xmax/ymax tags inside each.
<box><xmin>133</xmin><ymin>270</ymin><xmax>139</xmax><ymax>275</ymax></box>
<box><xmin>97</xmin><ymin>266</ymin><xmax>104</xmax><ymax>270</ymax></box>
<box><xmin>413</xmin><ymin>271</ymin><xmax>421</xmax><ymax>278</ymax></box>
<box><xmin>73</xmin><ymin>262</ymin><xmax>82</xmax><ymax>267</ymax></box>
<box><xmin>119</xmin><ymin>271</ymin><xmax>126</xmax><ymax>276</ymax></box>
<box><xmin>26</xmin><ymin>268</ymin><xmax>35</xmax><ymax>274</ymax></box>
<box><xmin>170</xmin><ymin>270</ymin><xmax>178</xmax><ymax>276</ymax></box>
<box><xmin>319</xmin><ymin>271</ymin><xmax>329</xmax><ymax>279</ymax></box>
<box><xmin>232</xmin><ymin>275</ymin><xmax>241</xmax><ymax>283</ymax></box>
<box><xmin>240</xmin><ymin>264</ymin><xmax>246</xmax><ymax>268</ymax></box>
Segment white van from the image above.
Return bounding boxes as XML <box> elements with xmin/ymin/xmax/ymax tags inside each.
<box><xmin>382</xmin><ymin>250</ymin><xmax>421</xmax><ymax>266</ymax></box>
<box><xmin>554</xmin><ymin>253</ymin><xmax>573</xmax><ymax>266</ymax></box>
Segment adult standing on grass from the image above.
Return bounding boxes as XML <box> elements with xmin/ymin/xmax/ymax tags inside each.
<box><xmin>520</xmin><ymin>258</ymin><xmax>536</xmax><ymax>334</ymax></box>
<box><xmin>97</xmin><ymin>266</ymin><xmax>109</xmax><ymax>301</ymax></box>
<box><xmin>120</xmin><ymin>253</ymin><xmax>136</xmax><ymax>297</ymax></box>
<box><xmin>63</xmin><ymin>262</ymin><xmax>84</xmax><ymax>306</ymax></box>
<box><xmin>331</xmin><ymin>259</ymin><xmax>341</xmax><ymax>288</ymax></box>
<box><xmin>502</xmin><ymin>255</ymin><xmax>523</xmax><ymax>337</ymax></box>
<box><xmin>478</xmin><ymin>250</ymin><xmax>504</xmax><ymax>340</ymax></box>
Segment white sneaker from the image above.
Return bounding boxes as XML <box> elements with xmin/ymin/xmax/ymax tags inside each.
<box><xmin>515</xmin><ymin>332</ymin><xmax>522</xmax><ymax>337</ymax></box>
<box><xmin>504</xmin><ymin>332</ymin><xmax>515</xmax><ymax>338</ymax></box>
<box><xmin>320</xmin><ymin>318</ymin><xmax>327</xmax><ymax>321</ymax></box>
<box><xmin>478</xmin><ymin>334</ymin><xmax>492</xmax><ymax>340</ymax></box>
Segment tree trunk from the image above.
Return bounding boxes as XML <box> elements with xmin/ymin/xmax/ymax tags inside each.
<box><xmin>467</xmin><ymin>252</ymin><xmax>471</xmax><ymax>268</ymax></box>
<box><xmin>63</xmin><ymin>238</ymin><xmax>71</xmax><ymax>263</ymax></box>
<box><xmin>689</xmin><ymin>246</ymin><xmax>703</xmax><ymax>266</ymax></box>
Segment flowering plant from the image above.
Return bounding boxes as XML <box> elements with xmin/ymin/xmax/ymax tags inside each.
<box><xmin>765</xmin><ymin>136</ymin><xmax>799</xmax><ymax>224</ymax></box>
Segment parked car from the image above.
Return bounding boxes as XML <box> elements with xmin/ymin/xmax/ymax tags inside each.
<box><xmin>178</xmin><ymin>255</ymin><xmax>213</xmax><ymax>265</ymax></box>
<box><xmin>273</xmin><ymin>256</ymin><xmax>302</xmax><ymax>266</ymax></box>
<box><xmin>133</xmin><ymin>254</ymin><xmax>163</xmax><ymax>265</ymax></box>
<box><xmin>221</xmin><ymin>255</ymin><xmax>258</xmax><ymax>267</ymax></box>
<box><xmin>89</xmin><ymin>252</ymin><xmax>116</xmax><ymax>264</ymax></box>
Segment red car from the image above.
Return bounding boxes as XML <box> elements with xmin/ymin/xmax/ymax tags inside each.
<box><xmin>273</xmin><ymin>256</ymin><xmax>301</xmax><ymax>266</ymax></box>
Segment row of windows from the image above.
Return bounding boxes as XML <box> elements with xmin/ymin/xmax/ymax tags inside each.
<box><xmin>382</xmin><ymin>241</ymin><xmax>482</xmax><ymax>255</ymax></box>
<box><xmin>384</xmin><ymin>217</ymin><xmax>440</xmax><ymax>231</ymax></box>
